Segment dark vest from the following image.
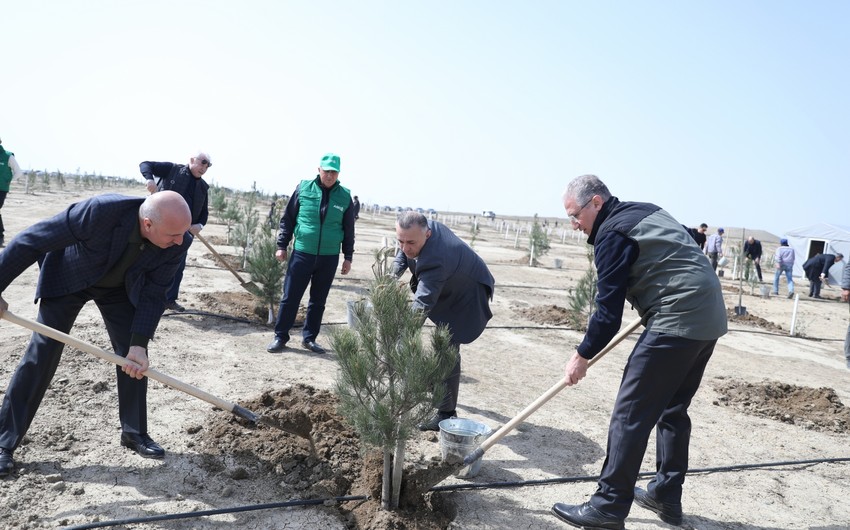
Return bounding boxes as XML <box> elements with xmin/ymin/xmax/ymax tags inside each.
<box><xmin>597</xmin><ymin>201</ymin><xmax>727</xmax><ymax>340</ymax></box>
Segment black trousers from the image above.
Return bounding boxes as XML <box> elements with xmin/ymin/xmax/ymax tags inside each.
<box><xmin>0</xmin><ymin>190</ymin><xmax>7</xmax><ymax>238</ymax></box>
<box><xmin>0</xmin><ymin>287</ymin><xmax>148</xmax><ymax>452</ymax></box>
<box><xmin>437</xmin><ymin>343</ymin><xmax>461</xmax><ymax>413</ymax></box>
<box><xmin>589</xmin><ymin>331</ymin><xmax>716</xmax><ymax>519</ymax></box>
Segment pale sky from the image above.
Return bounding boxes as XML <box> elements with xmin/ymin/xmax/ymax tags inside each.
<box><xmin>3</xmin><ymin>1</ymin><xmax>848</xmax><ymax>236</ymax></box>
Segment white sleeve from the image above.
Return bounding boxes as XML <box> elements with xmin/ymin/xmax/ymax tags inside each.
<box><xmin>8</xmin><ymin>155</ymin><xmax>22</xmax><ymax>179</ymax></box>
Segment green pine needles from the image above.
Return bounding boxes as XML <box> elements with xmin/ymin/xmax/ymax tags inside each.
<box><xmin>331</xmin><ymin>262</ymin><xmax>458</xmax><ymax>509</ymax></box>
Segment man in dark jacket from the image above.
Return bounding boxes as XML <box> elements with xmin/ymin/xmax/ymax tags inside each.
<box><xmin>392</xmin><ymin>211</ymin><xmax>495</xmax><ymax>431</ymax></box>
<box><xmin>744</xmin><ymin>236</ymin><xmax>764</xmax><ymax>282</ymax></box>
<box><xmin>802</xmin><ymin>252</ymin><xmax>844</xmax><ymax>298</ymax></box>
<box><xmin>552</xmin><ymin>174</ymin><xmax>727</xmax><ymax>529</ymax></box>
<box><xmin>267</xmin><ymin>153</ymin><xmax>354</xmax><ymax>355</ymax></box>
<box><xmin>139</xmin><ymin>152</ymin><xmax>212</xmax><ymax>311</ymax></box>
<box><xmin>0</xmin><ymin>192</ymin><xmax>192</xmax><ymax>477</ymax></box>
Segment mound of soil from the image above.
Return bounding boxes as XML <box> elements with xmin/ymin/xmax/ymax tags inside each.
<box><xmin>514</xmin><ymin>304</ymin><xmax>576</xmax><ymax>326</ymax></box>
<box><xmin>726</xmin><ymin>308</ymin><xmax>785</xmax><ymax>333</ymax></box>
<box><xmin>193</xmin><ymin>291</ymin><xmax>306</xmax><ymax>326</ymax></box>
<box><xmin>197</xmin><ymin>384</ymin><xmax>453</xmax><ymax>529</ymax></box>
<box><xmin>200</xmin><ymin>251</ymin><xmax>245</xmax><ymax>273</ymax></box>
<box><xmin>713</xmin><ymin>380</ymin><xmax>850</xmax><ymax>433</ymax></box>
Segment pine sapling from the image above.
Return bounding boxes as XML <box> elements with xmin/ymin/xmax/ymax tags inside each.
<box><xmin>331</xmin><ymin>266</ymin><xmax>457</xmax><ymax>510</ymax></box>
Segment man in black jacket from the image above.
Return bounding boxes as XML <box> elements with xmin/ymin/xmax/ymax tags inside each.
<box><xmin>140</xmin><ymin>152</ymin><xmax>212</xmax><ymax>311</ymax></box>
<box><xmin>802</xmin><ymin>252</ymin><xmax>843</xmax><ymax>298</ymax></box>
<box><xmin>744</xmin><ymin>236</ymin><xmax>764</xmax><ymax>282</ymax></box>
<box><xmin>552</xmin><ymin>174</ymin><xmax>727</xmax><ymax>529</ymax></box>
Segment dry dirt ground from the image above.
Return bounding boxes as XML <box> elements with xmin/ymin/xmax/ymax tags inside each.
<box><xmin>1</xmin><ymin>185</ymin><xmax>850</xmax><ymax>529</ymax></box>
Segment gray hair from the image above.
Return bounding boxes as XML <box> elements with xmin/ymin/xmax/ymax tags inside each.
<box><xmin>563</xmin><ymin>174</ymin><xmax>612</xmax><ymax>205</ymax></box>
<box><xmin>193</xmin><ymin>151</ymin><xmax>212</xmax><ymax>164</ymax></box>
<box><xmin>397</xmin><ymin>210</ymin><xmax>429</xmax><ymax>230</ymax></box>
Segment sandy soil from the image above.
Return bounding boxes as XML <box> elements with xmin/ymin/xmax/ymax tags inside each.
<box><xmin>1</xmin><ymin>184</ymin><xmax>849</xmax><ymax>529</ymax></box>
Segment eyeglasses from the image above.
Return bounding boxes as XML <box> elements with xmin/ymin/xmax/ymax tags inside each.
<box><xmin>567</xmin><ymin>197</ymin><xmax>594</xmax><ymax>224</ymax></box>
<box><xmin>197</xmin><ymin>158</ymin><xmax>212</xmax><ymax>167</ymax></box>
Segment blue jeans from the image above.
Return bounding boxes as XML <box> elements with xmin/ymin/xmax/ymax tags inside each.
<box><xmin>273</xmin><ymin>250</ymin><xmax>339</xmax><ymax>343</ymax></box>
<box><xmin>772</xmin><ymin>264</ymin><xmax>794</xmax><ymax>295</ymax></box>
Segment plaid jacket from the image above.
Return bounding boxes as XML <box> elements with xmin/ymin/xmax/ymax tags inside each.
<box><xmin>0</xmin><ymin>194</ymin><xmax>191</xmax><ymax>339</ymax></box>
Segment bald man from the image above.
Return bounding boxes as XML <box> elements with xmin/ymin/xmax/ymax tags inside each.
<box><xmin>0</xmin><ymin>191</ymin><xmax>192</xmax><ymax>478</ymax></box>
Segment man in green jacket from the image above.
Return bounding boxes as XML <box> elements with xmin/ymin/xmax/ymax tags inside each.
<box><xmin>0</xmin><ymin>138</ymin><xmax>24</xmax><ymax>248</ymax></box>
<box><xmin>267</xmin><ymin>153</ymin><xmax>355</xmax><ymax>354</ymax></box>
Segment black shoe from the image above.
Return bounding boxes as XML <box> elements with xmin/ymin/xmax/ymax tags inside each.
<box><xmin>634</xmin><ymin>487</ymin><xmax>683</xmax><ymax>526</ymax></box>
<box><xmin>301</xmin><ymin>340</ymin><xmax>326</xmax><ymax>354</ymax></box>
<box><xmin>787</xmin><ymin>292</ymin><xmax>795</xmax><ymax>299</ymax></box>
<box><xmin>0</xmin><ymin>237</ymin><xmax>5</xmax><ymax>248</ymax></box>
<box><xmin>551</xmin><ymin>502</ymin><xmax>624</xmax><ymax>530</ymax></box>
<box><xmin>164</xmin><ymin>301</ymin><xmax>185</xmax><ymax>312</ymax></box>
<box><xmin>418</xmin><ymin>410</ymin><xmax>456</xmax><ymax>432</ymax></box>
<box><xmin>0</xmin><ymin>448</ymin><xmax>14</xmax><ymax>477</ymax></box>
<box><xmin>121</xmin><ymin>432</ymin><xmax>165</xmax><ymax>459</ymax></box>
<box><xmin>267</xmin><ymin>338</ymin><xmax>288</xmax><ymax>353</ymax></box>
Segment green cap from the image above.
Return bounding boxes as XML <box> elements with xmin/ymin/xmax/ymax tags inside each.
<box><xmin>319</xmin><ymin>153</ymin><xmax>340</xmax><ymax>172</ymax></box>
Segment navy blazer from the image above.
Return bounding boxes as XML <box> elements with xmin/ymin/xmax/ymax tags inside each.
<box><xmin>0</xmin><ymin>194</ymin><xmax>191</xmax><ymax>339</ymax></box>
<box><xmin>393</xmin><ymin>220</ymin><xmax>495</xmax><ymax>344</ymax></box>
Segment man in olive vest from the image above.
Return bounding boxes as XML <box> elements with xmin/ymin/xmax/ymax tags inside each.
<box><xmin>552</xmin><ymin>174</ymin><xmax>727</xmax><ymax>530</ymax></box>
<box><xmin>0</xmin><ymin>138</ymin><xmax>24</xmax><ymax>248</ymax></box>
<box><xmin>267</xmin><ymin>153</ymin><xmax>354</xmax><ymax>354</ymax></box>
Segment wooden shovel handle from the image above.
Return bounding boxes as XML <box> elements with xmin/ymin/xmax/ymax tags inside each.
<box><xmin>464</xmin><ymin>316</ymin><xmax>643</xmax><ymax>465</ymax></box>
<box><xmin>0</xmin><ymin>310</ymin><xmax>256</xmax><ymax>422</ymax></box>
<box><xmin>195</xmin><ymin>232</ymin><xmax>249</xmax><ymax>284</ymax></box>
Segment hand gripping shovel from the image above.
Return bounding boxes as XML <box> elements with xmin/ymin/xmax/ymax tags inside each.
<box><xmin>194</xmin><ymin>232</ymin><xmax>262</xmax><ymax>297</ymax></box>
<box><xmin>0</xmin><ymin>311</ymin><xmax>315</xmax><ymax>450</ymax></box>
<box><xmin>463</xmin><ymin>316</ymin><xmax>642</xmax><ymax>466</ymax></box>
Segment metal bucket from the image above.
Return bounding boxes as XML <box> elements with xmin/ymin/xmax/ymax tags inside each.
<box><xmin>439</xmin><ymin>418</ymin><xmax>492</xmax><ymax>478</ymax></box>
<box><xmin>760</xmin><ymin>285</ymin><xmax>770</xmax><ymax>299</ymax></box>
<box><xmin>553</xmin><ymin>258</ymin><xmax>563</xmax><ymax>269</ymax></box>
<box><xmin>346</xmin><ymin>300</ymin><xmax>372</xmax><ymax>328</ymax></box>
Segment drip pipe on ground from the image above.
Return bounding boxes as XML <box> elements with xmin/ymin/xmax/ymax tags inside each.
<box><xmin>62</xmin><ymin>495</ymin><xmax>368</xmax><ymax>530</ymax></box>
<box><xmin>63</xmin><ymin>457</ymin><xmax>850</xmax><ymax>528</ymax></box>
<box><xmin>430</xmin><ymin>456</ymin><xmax>850</xmax><ymax>492</ymax></box>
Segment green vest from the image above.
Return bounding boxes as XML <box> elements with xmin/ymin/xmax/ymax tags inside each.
<box><xmin>293</xmin><ymin>178</ymin><xmax>351</xmax><ymax>255</ymax></box>
<box><xmin>0</xmin><ymin>147</ymin><xmax>13</xmax><ymax>192</ymax></box>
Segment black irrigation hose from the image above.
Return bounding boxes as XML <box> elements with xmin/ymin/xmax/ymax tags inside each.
<box><xmin>161</xmin><ymin>309</ymin><xmax>256</xmax><ymax>325</ymax></box>
<box><xmin>63</xmin><ymin>495</ymin><xmax>368</xmax><ymax>530</ymax></box>
<box><xmin>64</xmin><ymin>457</ymin><xmax>850</xmax><ymax>528</ymax></box>
<box><xmin>430</xmin><ymin>456</ymin><xmax>850</xmax><ymax>493</ymax></box>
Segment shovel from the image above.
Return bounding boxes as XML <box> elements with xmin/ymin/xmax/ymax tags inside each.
<box><xmin>194</xmin><ymin>232</ymin><xmax>262</xmax><ymax>297</ymax></box>
<box><xmin>462</xmin><ymin>316</ymin><xmax>643</xmax><ymax>466</ymax></box>
<box><xmin>0</xmin><ymin>311</ymin><xmax>315</xmax><ymax>450</ymax></box>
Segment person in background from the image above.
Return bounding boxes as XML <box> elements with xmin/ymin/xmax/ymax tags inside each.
<box><xmin>841</xmin><ymin>258</ymin><xmax>850</xmax><ymax>370</ymax></box>
<box><xmin>139</xmin><ymin>152</ymin><xmax>212</xmax><ymax>312</ymax></box>
<box><xmin>772</xmin><ymin>238</ymin><xmax>796</xmax><ymax>299</ymax></box>
<box><xmin>0</xmin><ymin>138</ymin><xmax>24</xmax><ymax>248</ymax></box>
<box><xmin>0</xmin><ymin>191</ymin><xmax>192</xmax><ymax>477</ymax></box>
<box><xmin>352</xmin><ymin>195</ymin><xmax>361</xmax><ymax>220</ymax></box>
<box><xmin>705</xmin><ymin>227</ymin><xmax>724</xmax><ymax>271</ymax></box>
<box><xmin>392</xmin><ymin>210</ymin><xmax>495</xmax><ymax>431</ymax></box>
<box><xmin>744</xmin><ymin>236</ymin><xmax>764</xmax><ymax>282</ymax></box>
<box><xmin>687</xmin><ymin>223</ymin><xmax>708</xmax><ymax>250</ymax></box>
<box><xmin>267</xmin><ymin>153</ymin><xmax>354</xmax><ymax>355</ymax></box>
<box><xmin>802</xmin><ymin>252</ymin><xmax>843</xmax><ymax>299</ymax></box>
<box><xmin>552</xmin><ymin>174</ymin><xmax>726</xmax><ymax>530</ymax></box>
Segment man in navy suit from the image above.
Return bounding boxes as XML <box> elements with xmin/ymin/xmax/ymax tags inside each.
<box><xmin>0</xmin><ymin>191</ymin><xmax>192</xmax><ymax>477</ymax></box>
<box><xmin>393</xmin><ymin>211</ymin><xmax>495</xmax><ymax>431</ymax></box>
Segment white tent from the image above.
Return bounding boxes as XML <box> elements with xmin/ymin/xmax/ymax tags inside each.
<box><xmin>783</xmin><ymin>223</ymin><xmax>850</xmax><ymax>283</ymax></box>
